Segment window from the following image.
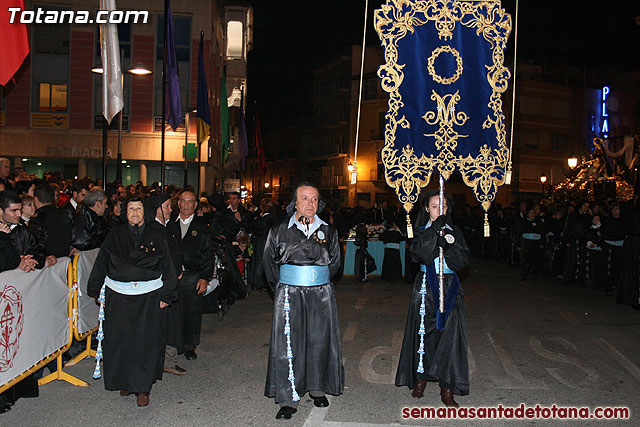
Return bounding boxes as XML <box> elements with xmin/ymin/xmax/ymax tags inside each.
<box><xmin>226</xmin><ymin>21</ymin><xmax>243</xmax><ymax>59</ymax></box>
<box><xmin>551</xmin><ymin>132</ymin><xmax>568</xmax><ymax>151</ymax></box>
<box><xmin>39</xmin><ymin>83</ymin><xmax>67</xmax><ymax>112</ymax></box>
<box><xmin>31</xmin><ymin>5</ymin><xmax>70</xmax><ymax>114</ymax></box>
<box><xmin>154</xmin><ymin>14</ymin><xmax>191</xmax><ymax>121</ymax></box>
<box><xmin>378</xmin><ymin>111</ymin><xmax>386</xmax><ymax>140</ymax></box>
<box><xmin>93</xmin><ymin>22</ymin><xmax>132</xmax><ymax>128</ymax></box>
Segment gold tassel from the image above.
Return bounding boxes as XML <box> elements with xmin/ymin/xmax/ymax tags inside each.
<box><xmin>406</xmin><ymin>214</ymin><xmax>413</xmax><ymax>238</ymax></box>
<box><xmin>484</xmin><ymin>213</ymin><xmax>490</xmax><ymax>237</ymax></box>
<box><xmin>505</xmin><ymin>161</ymin><xmax>512</xmax><ymax>185</ymax></box>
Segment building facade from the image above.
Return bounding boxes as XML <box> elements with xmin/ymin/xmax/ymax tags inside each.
<box><xmin>0</xmin><ymin>0</ymin><xmax>253</xmax><ymax>194</ymax></box>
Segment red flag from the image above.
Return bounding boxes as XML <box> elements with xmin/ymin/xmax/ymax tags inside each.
<box><xmin>255</xmin><ymin>107</ymin><xmax>266</xmax><ymax>175</ymax></box>
<box><xmin>0</xmin><ymin>1</ymin><xmax>30</xmax><ymax>86</ymax></box>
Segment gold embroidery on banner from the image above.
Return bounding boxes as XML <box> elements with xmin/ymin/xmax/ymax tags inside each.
<box><xmin>427</xmin><ymin>45</ymin><xmax>463</xmax><ymax>85</ymax></box>
<box><xmin>374</xmin><ymin>0</ymin><xmax>512</xmax><ymax>215</ymax></box>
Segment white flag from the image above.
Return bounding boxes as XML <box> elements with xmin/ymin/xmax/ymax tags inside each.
<box><xmin>99</xmin><ymin>0</ymin><xmax>124</xmax><ymax>124</ymax></box>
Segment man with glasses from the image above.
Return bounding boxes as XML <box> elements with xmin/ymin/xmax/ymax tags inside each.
<box><xmin>167</xmin><ymin>190</ymin><xmax>215</xmax><ymax>360</ymax></box>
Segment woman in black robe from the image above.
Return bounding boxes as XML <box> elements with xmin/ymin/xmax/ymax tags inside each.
<box><xmin>247</xmin><ymin>197</ymin><xmax>276</xmax><ymax>291</ymax></box>
<box><xmin>87</xmin><ymin>197</ymin><xmax>178</xmax><ymax>407</ymax></box>
<box><xmin>353</xmin><ymin>223</ymin><xmax>369</xmax><ymax>281</ymax></box>
<box><xmin>380</xmin><ymin>221</ymin><xmax>404</xmax><ymax>282</ymax></box>
<box><xmin>518</xmin><ymin>208</ymin><xmax>545</xmax><ymax>280</ymax></box>
<box><xmin>396</xmin><ymin>190</ymin><xmax>470</xmax><ymax>407</ymax></box>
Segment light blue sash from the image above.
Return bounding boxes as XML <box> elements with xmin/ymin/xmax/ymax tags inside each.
<box><xmin>604</xmin><ymin>240</ymin><xmax>624</xmax><ymax>247</ymax></box>
<box><xmin>105</xmin><ymin>275</ymin><xmax>163</xmax><ymax>295</ymax></box>
<box><xmin>522</xmin><ymin>233</ymin><xmax>541</xmax><ymax>241</ymax></box>
<box><xmin>421</xmin><ymin>259</ymin><xmax>454</xmax><ymax>275</ymax></box>
<box><xmin>279</xmin><ymin>265</ymin><xmax>329</xmax><ymax>286</ymax></box>
<box><xmin>384</xmin><ymin>242</ymin><xmax>400</xmax><ymax>249</ymax></box>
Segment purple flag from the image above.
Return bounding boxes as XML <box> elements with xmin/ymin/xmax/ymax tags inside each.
<box><xmin>164</xmin><ymin>1</ymin><xmax>182</xmax><ymax>131</ymax></box>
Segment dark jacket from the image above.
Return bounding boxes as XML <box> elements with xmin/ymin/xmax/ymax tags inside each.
<box><xmin>167</xmin><ymin>215</ymin><xmax>214</xmax><ymax>280</ymax></box>
<box><xmin>71</xmin><ymin>204</ymin><xmax>109</xmax><ymax>251</ymax></box>
<box><xmin>0</xmin><ymin>231</ymin><xmax>20</xmax><ymax>272</ymax></box>
<box><xmin>29</xmin><ymin>204</ymin><xmax>72</xmax><ymax>258</ymax></box>
<box><xmin>10</xmin><ymin>221</ymin><xmax>45</xmax><ymax>268</ymax></box>
<box><xmin>60</xmin><ymin>200</ymin><xmax>78</xmax><ymax>223</ymax></box>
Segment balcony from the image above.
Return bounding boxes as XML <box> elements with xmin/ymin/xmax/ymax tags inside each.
<box><xmin>320</xmin><ymin>175</ymin><xmax>347</xmax><ymax>189</ymax></box>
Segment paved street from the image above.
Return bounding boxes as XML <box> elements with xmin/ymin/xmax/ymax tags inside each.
<box><xmin>3</xmin><ymin>259</ymin><xmax>639</xmax><ymax>426</ymax></box>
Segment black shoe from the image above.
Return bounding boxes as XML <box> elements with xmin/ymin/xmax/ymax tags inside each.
<box><xmin>184</xmin><ymin>350</ymin><xmax>197</xmax><ymax>360</ymax></box>
<box><xmin>275</xmin><ymin>406</ymin><xmax>297</xmax><ymax>420</ymax></box>
<box><xmin>312</xmin><ymin>396</ymin><xmax>329</xmax><ymax>407</ymax></box>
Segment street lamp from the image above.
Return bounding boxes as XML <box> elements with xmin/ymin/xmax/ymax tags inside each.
<box><xmin>568</xmin><ymin>157</ymin><xmax>578</xmax><ymax>168</ymax></box>
<box><xmin>264</xmin><ymin>182</ymin><xmax>270</xmax><ymax>189</ymax></box>
<box><xmin>92</xmin><ymin>62</ymin><xmax>152</xmax><ymax>184</ymax></box>
<box><xmin>540</xmin><ymin>174</ymin><xmax>547</xmax><ymax>193</ymax></box>
<box><xmin>347</xmin><ymin>162</ymin><xmax>354</xmax><ymax>173</ymax></box>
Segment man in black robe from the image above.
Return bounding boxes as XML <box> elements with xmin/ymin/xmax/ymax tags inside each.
<box><xmin>87</xmin><ymin>197</ymin><xmax>178</xmax><ymax>407</ymax></box>
<box><xmin>380</xmin><ymin>221</ymin><xmax>404</xmax><ymax>282</ymax></box>
<box><xmin>263</xmin><ymin>182</ymin><xmax>343</xmax><ymax>420</ymax></box>
<box><xmin>396</xmin><ymin>190</ymin><xmax>470</xmax><ymax>408</ymax></box>
<box><xmin>145</xmin><ymin>193</ymin><xmax>187</xmax><ymax>376</ymax></box>
<box><xmin>29</xmin><ymin>183</ymin><xmax>72</xmax><ymax>267</ymax></box>
<box><xmin>167</xmin><ymin>190</ymin><xmax>214</xmax><ymax>360</ymax></box>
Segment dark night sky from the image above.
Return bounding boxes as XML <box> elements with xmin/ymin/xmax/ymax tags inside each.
<box><xmin>247</xmin><ymin>0</ymin><xmax>640</xmax><ymax>134</ymax></box>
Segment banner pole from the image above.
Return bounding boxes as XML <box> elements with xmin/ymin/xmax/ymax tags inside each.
<box><xmin>438</xmin><ymin>173</ymin><xmax>445</xmax><ymax>314</ymax></box>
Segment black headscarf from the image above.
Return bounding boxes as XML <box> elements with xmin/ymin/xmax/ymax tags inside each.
<box><xmin>414</xmin><ymin>189</ymin><xmax>454</xmax><ymax>230</ymax></box>
<box><xmin>143</xmin><ymin>192</ymin><xmax>170</xmax><ymax>224</ymax></box>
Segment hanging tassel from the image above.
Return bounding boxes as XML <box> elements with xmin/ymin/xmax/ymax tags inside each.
<box><xmin>406</xmin><ymin>214</ymin><xmax>413</xmax><ymax>238</ymax></box>
<box><xmin>93</xmin><ymin>283</ymin><xmax>106</xmax><ymax>380</ymax></box>
<box><xmin>505</xmin><ymin>161</ymin><xmax>512</xmax><ymax>185</ymax></box>
<box><xmin>484</xmin><ymin>213</ymin><xmax>490</xmax><ymax>237</ymax></box>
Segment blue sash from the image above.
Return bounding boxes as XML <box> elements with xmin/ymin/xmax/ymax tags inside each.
<box><xmin>279</xmin><ymin>265</ymin><xmax>329</xmax><ymax>286</ymax></box>
<box><xmin>604</xmin><ymin>240</ymin><xmax>624</xmax><ymax>247</ymax></box>
<box><xmin>420</xmin><ymin>263</ymin><xmax>460</xmax><ymax>331</ymax></box>
<box><xmin>384</xmin><ymin>242</ymin><xmax>400</xmax><ymax>250</ymax></box>
<box><xmin>522</xmin><ymin>233</ymin><xmax>541</xmax><ymax>241</ymax></box>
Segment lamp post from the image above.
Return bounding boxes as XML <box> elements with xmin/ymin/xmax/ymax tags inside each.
<box><xmin>184</xmin><ymin>108</ymin><xmax>197</xmax><ymax>187</ymax></box>
<box><xmin>92</xmin><ymin>61</ymin><xmax>152</xmax><ymax>185</ymax></box>
<box><xmin>540</xmin><ymin>174</ymin><xmax>547</xmax><ymax>193</ymax></box>
<box><xmin>568</xmin><ymin>157</ymin><xmax>578</xmax><ymax>168</ymax></box>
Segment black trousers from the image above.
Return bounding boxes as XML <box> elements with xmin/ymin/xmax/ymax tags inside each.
<box><xmin>181</xmin><ymin>270</ymin><xmax>203</xmax><ymax>348</ymax></box>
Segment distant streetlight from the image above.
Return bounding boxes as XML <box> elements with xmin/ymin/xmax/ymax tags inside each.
<box><xmin>568</xmin><ymin>157</ymin><xmax>578</xmax><ymax>168</ymax></box>
<box><xmin>540</xmin><ymin>174</ymin><xmax>547</xmax><ymax>193</ymax></box>
<box><xmin>264</xmin><ymin>182</ymin><xmax>270</xmax><ymax>189</ymax></box>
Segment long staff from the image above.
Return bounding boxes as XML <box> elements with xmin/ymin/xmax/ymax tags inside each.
<box><xmin>438</xmin><ymin>174</ymin><xmax>444</xmax><ymax>314</ymax></box>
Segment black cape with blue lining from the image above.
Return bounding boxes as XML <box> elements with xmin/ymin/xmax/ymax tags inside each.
<box><xmin>263</xmin><ymin>214</ymin><xmax>344</xmax><ymax>404</ymax></box>
<box><xmin>395</xmin><ymin>214</ymin><xmax>470</xmax><ymax>396</ymax></box>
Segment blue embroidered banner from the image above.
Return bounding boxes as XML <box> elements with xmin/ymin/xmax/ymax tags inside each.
<box><xmin>375</xmin><ymin>0</ymin><xmax>512</xmax><ymax>215</ymax></box>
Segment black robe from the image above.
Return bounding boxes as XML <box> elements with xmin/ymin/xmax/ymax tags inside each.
<box><xmin>380</xmin><ymin>228</ymin><xmax>403</xmax><ymax>282</ymax></box>
<box><xmin>518</xmin><ymin>217</ymin><xmax>545</xmax><ymax>278</ymax></box>
<box><xmin>167</xmin><ymin>216</ymin><xmax>214</xmax><ymax>348</ymax></box>
<box><xmin>87</xmin><ymin>224</ymin><xmax>178</xmax><ymax>393</ymax></box>
<box><xmin>263</xmin><ymin>217</ymin><xmax>344</xmax><ymax>403</ymax></box>
<box><xmin>396</xmin><ymin>223</ymin><xmax>470</xmax><ymax>395</ymax></box>
<box><xmin>247</xmin><ymin>211</ymin><xmax>276</xmax><ymax>290</ymax></box>
<box><xmin>353</xmin><ymin>224</ymin><xmax>368</xmax><ymax>280</ymax></box>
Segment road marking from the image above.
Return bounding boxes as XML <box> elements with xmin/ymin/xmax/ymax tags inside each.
<box><xmin>530</xmin><ymin>336</ymin><xmax>597</xmax><ymax>390</ymax></box>
<box><xmin>355</xmin><ymin>297</ymin><xmax>366</xmax><ymax>309</ymax></box>
<box><xmin>595</xmin><ymin>338</ymin><xmax>640</xmax><ymax>382</ymax></box>
<box><xmin>358</xmin><ymin>330</ymin><xmax>403</xmax><ymax>384</ymax></box>
<box><xmin>343</xmin><ymin>322</ymin><xmax>358</xmax><ymax>341</ymax></box>
<box><xmin>488</xmin><ymin>332</ymin><xmax>548</xmax><ymax>389</ymax></box>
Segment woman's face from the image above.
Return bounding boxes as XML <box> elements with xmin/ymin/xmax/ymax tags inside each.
<box><xmin>427</xmin><ymin>195</ymin><xmax>447</xmax><ymax>222</ymax></box>
<box><xmin>113</xmin><ymin>201</ymin><xmax>121</xmax><ymax>216</ymax></box>
<box><xmin>127</xmin><ymin>201</ymin><xmax>144</xmax><ymax>226</ymax></box>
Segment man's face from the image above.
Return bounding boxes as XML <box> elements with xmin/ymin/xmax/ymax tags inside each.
<box><xmin>178</xmin><ymin>192</ymin><xmax>197</xmax><ymax>217</ymax></box>
<box><xmin>426</xmin><ymin>195</ymin><xmax>448</xmax><ymax>222</ymax></box>
<box><xmin>117</xmin><ymin>186</ymin><xmax>127</xmax><ymax>198</ymax></box>
<box><xmin>580</xmin><ymin>203</ymin><xmax>590</xmax><ymax>214</ymax></box>
<box><xmin>74</xmin><ymin>189</ymin><xmax>89</xmax><ymax>203</ymax></box>
<box><xmin>229</xmin><ymin>194</ymin><xmax>240</xmax><ymax>208</ymax></box>
<box><xmin>157</xmin><ymin>199</ymin><xmax>172</xmax><ymax>221</ymax></box>
<box><xmin>93</xmin><ymin>198</ymin><xmax>108</xmax><ymax>216</ymax></box>
<box><xmin>612</xmin><ymin>206</ymin><xmax>620</xmax><ymax>218</ymax></box>
<box><xmin>22</xmin><ymin>203</ymin><xmax>35</xmax><ymax>218</ymax></box>
<box><xmin>1</xmin><ymin>203</ymin><xmax>22</xmax><ymax>225</ymax></box>
<box><xmin>295</xmin><ymin>186</ymin><xmax>319</xmax><ymax>219</ymax></box>
<box><xmin>527</xmin><ymin>209</ymin><xmax>536</xmax><ymax>220</ymax></box>
<box><xmin>0</xmin><ymin>161</ymin><xmax>10</xmax><ymax>179</ymax></box>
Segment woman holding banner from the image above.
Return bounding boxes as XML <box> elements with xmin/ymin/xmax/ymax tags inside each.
<box><xmin>395</xmin><ymin>190</ymin><xmax>470</xmax><ymax>408</ymax></box>
<box><xmin>88</xmin><ymin>196</ymin><xmax>178</xmax><ymax>407</ymax></box>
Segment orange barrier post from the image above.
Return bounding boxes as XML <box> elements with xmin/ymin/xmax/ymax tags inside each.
<box><xmin>65</xmin><ymin>254</ymin><xmax>97</xmax><ymax>367</ymax></box>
